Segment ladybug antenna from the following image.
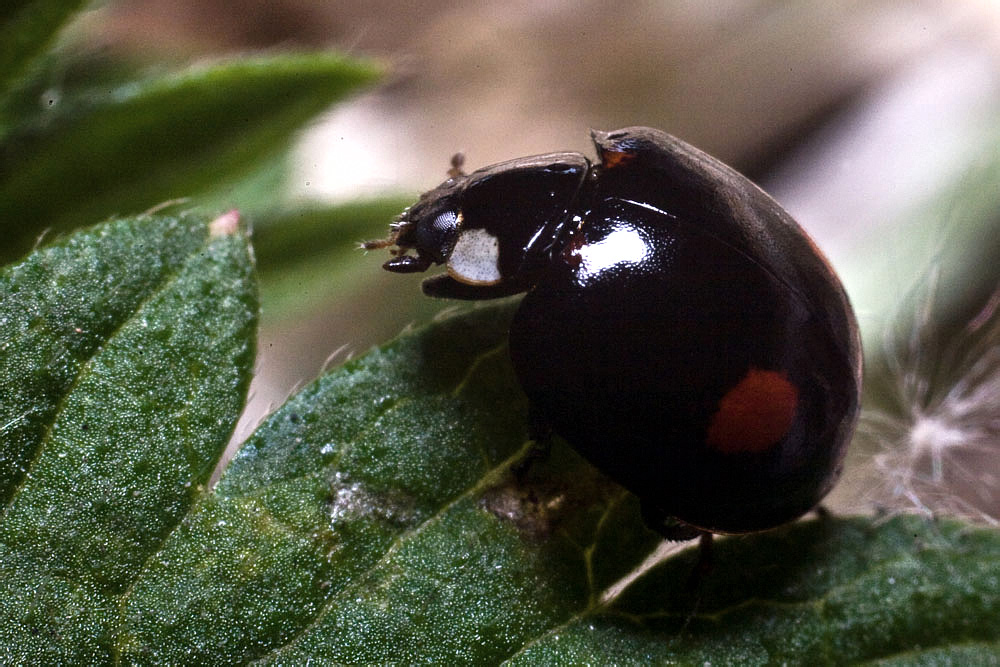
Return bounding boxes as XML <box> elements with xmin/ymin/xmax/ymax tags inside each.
<box><xmin>448</xmin><ymin>152</ymin><xmax>466</xmax><ymax>179</ymax></box>
<box><xmin>361</xmin><ymin>209</ymin><xmax>414</xmax><ymax>251</ymax></box>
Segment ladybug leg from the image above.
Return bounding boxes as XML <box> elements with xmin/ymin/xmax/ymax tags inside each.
<box><xmin>527</xmin><ymin>405</ymin><xmax>553</xmax><ymax>444</ymax></box>
<box><xmin>639</xmin><ymin>503</ymin><xmax>703</xmax><ymax>541</ymax></box>
<box><xmin>692</xmin><ymin>532</ymin><xmax>714</xmax><ymax>582</ymax></box>
<box><xmin>512</xmin><ymin>408</ymin><xmax>554</xmax><ymax>482</ymax></box>
<box><xmin>639</xmin><ymin>504</ymin><xmax>714</xmax><ymax>589</ymax></box>
<box><xmin>383</xmin><ymin>254</ymin><xmax>433</xmax><ymax>273</ymax></box>
<box><xmin>677</xmin><ymin>532</ymin><xmax>714</xmax><ymax>630</ymax></box>
<box><xmin>421</xmin><ymin>274</ymin><xmax>528</xmax><ymax>300</ymax></box>
<box><xmin>671</xmin><ymin>531</ymin><xmax>715</xmax><ymax>609</ymax></box>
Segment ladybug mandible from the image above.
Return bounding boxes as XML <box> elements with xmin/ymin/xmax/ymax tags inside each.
<box><xmin>365</xmin><ymin>127</ymin><xmax>862</xmax><ymax>540</ymax></box>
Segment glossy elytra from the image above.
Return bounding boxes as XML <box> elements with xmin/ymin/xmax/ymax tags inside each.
<box><xmin>365</xmin><ymin>127</ymin><xmax>862</xmax><ymax>540</ymax></box>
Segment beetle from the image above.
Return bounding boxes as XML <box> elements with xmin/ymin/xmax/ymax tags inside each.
<box><xmin>364</xmin><ymin>126</ymin><xmax>862</xmax><ymax>543</ymax></box>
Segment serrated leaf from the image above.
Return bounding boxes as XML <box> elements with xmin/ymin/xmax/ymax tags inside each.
<box><xmin>115</xmin><ymin>302</ymin><xmax>660</xmax><ymax>664</ymax></box>
<box><xmin>3</xmin><ymin>228</ymin><xmax>999</xmax><ymax>662</ymax></box>
<box><xmin>0</xmin><ymin>52</ymin><xmax>380</xmax><ymax>263</ymax></box>
<box><xmin>0</xmin><ymin>0</ymin><xmax>88</xmax><ymax>99</ymax></box>
<box><xmin>0</xmin><ymin>211</ymin><xmax>257</xmax><ymax>663</ymax></box>
<box><xmin>126</xmin><ymin>304</ymin><xmax>1000</xmax><ymax>663</ymax></box>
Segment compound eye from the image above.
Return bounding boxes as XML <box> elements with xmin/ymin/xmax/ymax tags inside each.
<box><xmin>415</xmin><ymin>210</ymin><xmax>461</xmax><ymax>262</ymax></box>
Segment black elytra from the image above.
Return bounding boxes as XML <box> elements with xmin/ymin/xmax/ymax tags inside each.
<box><xmin>365</xmin><ymin>127</ymin><xmax>862</xmax><ymax>538</ymax></box>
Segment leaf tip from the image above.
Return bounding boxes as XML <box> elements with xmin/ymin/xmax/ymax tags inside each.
<box><xmin>209</xmin><ymin>209</ymin><xmax>242</xmax><ymax>237</ymax></box>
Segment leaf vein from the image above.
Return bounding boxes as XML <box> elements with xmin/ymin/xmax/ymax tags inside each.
<box><xmin>249</xmin><ymin>438</ymin><xmax>535</xmax><ymax>664</ymax></box>
<box><xmin>1</xmin><ymin>234</ymin><xmax>206</xmax><ymax>524</ymax></box>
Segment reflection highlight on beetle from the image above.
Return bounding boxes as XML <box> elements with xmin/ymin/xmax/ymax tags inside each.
<box><xmin>574</xmin><ymin>224</ymin><xmax>652</xmax><ymax>279</ymax></box>
<box><xmin>365</xmin><ymin>127</ymin><xmax>861</xmax><ymax>550</ymax></box>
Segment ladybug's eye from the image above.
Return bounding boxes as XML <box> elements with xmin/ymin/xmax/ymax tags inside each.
<box><xmin>416</xmin><ymin>210</ymin><xmax>460</xmax><ymax>261</ymax></box>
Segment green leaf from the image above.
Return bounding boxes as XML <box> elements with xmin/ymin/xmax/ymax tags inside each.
<box><xmin>3</xmin><ymin>229</ymin><xmax>999</xmax><ymax>662</ymax></box>
<box><xmin>0</xmin><ymin>0</ymin><xmax>88</xmax><ymax>98</ymax></box>
<box><xmin>254</xmin><ymin>199</ymin><xmax>411</xmax><ymax>270</ymax></box>
<box><xmin>508</xmin><ymin>516</ymin><xmax>1000</xmax><ymax>664</ymax></box>
<box><xmin>0</xmin><ymin>49</ymin><xmax>133</xmax><ymax>142</ymax></box>
<box><xmin>116</xmin><ymin>301</ymin><xmax>659</xmax><ymax>664</ymax></box>
<box><xmin>252</xmin><ymin>197</ymin><xmax>414</xmax><ymax>318</ymax></box>
<box><xmin>0</xmin><ymin>211</ymin><xmax>257</xmax><ymax>662</ymax></box>
<box><xmin>0</xmin><ymin>52</ymin><xmax>381</xmax><ymax>263</ymax></box>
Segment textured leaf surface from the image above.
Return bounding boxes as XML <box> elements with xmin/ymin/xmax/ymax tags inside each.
<box><xmin>119</xmin><ymin>301</ymin><xmax>659</xmax><ymax>664</ymax></box>
<box><xmin>0</xmin><ymin>212</ymin><xmax>256</xmax><ymax>663</ymax></box>
<box><xmin>124</xmin><ymin>303</ymin><xmax>1000</xmax><ymax>664</ymax></box>
<box><xmin>0</xmin><ymin>52</ymin><xmax>380</xmax><ymax>263</ymax></box>
<box><xmin>508</xmin><ymin>515</ymin><xmax>1000</xmax><ymax>664</ymax></box>
<box><xmin>2</xmin><ymin>223</ymin><xmax>999</xmax><ymax>663</ymax></box>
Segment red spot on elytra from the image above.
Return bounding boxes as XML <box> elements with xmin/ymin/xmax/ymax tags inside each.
<box><xmin>706</xmin><ymin>369</ymin><xmax>798</xmax><ymax>454</ymax></box>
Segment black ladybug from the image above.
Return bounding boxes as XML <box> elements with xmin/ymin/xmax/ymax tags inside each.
<box><xmin>365</xmin><ymin>127</ymin><xmax>862</xmax><ymax>541</ymax></box>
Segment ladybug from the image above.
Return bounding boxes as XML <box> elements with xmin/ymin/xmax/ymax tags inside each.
<box><xmin>365</xmin><ymin>127</ymin><xmax>862</xmax><ymax>541</ymax></box>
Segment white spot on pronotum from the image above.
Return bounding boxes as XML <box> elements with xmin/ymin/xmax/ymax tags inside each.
<box><xmin>209</xmin><ymin>209</ymin><xmax>241</xmax><ymax>237</ymax></box>
<box><xmin>447</xmin><ymin>227</ymin><xmax>502</xmax><ymax>285</ymax></box>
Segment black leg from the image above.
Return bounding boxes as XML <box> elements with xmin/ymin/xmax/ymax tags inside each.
<box><xmin>639</xmin><ymin>502</ymin><xmax>714</xmax><ymax>597</ymax></box>
<box><xmin>674</xmin><ymin>531</ymin><xmax>714</xmax><ymax>636</ymax></box>
<box><xmin>692</xmin><ymin>532</ymin><xmax>714</xmax><ymax>582</ymax></box>
<box><xmin>512</xmin><ymin>408</ymin><xmax>554</xmax><ymax>482</ymax></box>
<box><xmin>640</xmin><ymin>502</ymin><xmax>702</xmax><ymax>541</ymax></box>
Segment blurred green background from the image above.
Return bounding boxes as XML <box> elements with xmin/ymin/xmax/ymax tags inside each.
<box><xmin>4</xmin><ymin>1</ymin><xmax>999</xmax><ymax>522</ymax></box>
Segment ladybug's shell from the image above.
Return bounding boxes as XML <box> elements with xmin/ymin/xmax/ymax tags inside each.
<box><xmin>508</xmin><ymin>128</ymin><xmax>861</xmax><ymax>534</ymax></box>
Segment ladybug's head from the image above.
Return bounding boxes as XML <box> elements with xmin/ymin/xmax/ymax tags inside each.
<box><xmin>364</xmin><ymin>150</ymin><xmax>591</xmax><ymax>298</ymax></box>
<box><xmin>362</xmin><ymin>171</ymin><xmax>466</xmax><ymax>274</ymax></box>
